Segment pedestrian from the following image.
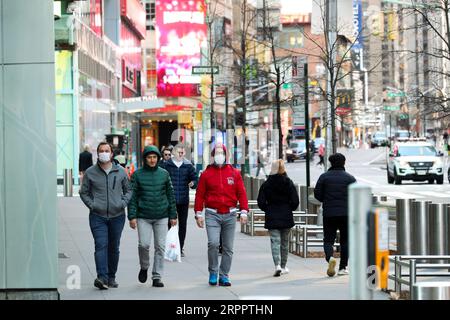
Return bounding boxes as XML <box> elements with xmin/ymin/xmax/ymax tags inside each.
<box><xmin>255</xmin><ymin>147</ymin><xmax>268</xmax><ymax>178</ymax></box>
<box><xmin>128</xmin><ymin>145</ymin><xmax>177</xmax><ymax>288</ymax></box>
<box><xmin>79</xmin><ymin>144</ymin><xmax>93</xmax><ymax>184</ymax></box>
<box><xmin>317</xmin><ymin>143</ymin><xmax>325</xmax><ymax>166</ymax></box>
<box><xmin>194</xmin><ymin>142</ymin><xmax>249</xmax><ymax>286</ymax></box>
<box><xmin>310</xmin><ymin>139</ymin><xmax>315</xmax><ymax>160</ymax></box>
<box><xmin>163</xmin><ymin>144</ymin><xmax>198</xmax><ymax>257</ymax></box>
<box><xmin>313</xmin><ymin>153</ymin><xmax>356</xmax><ymax>277</ymax></box>
<box><xmin>257</xmin><ymin>159</ymin><xmax>299</xmax><ymax>277</ymax></box>
<box><xmin>159</xmin><ymin>146</ymin><xmax>172</xmax><ymax>168</ymax></box>
<box><xmin>79</xmin><ymin>142</ymin><xmax>132</xmax><ymax>290</ymax></box>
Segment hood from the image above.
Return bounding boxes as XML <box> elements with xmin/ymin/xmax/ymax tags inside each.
<box><xmin>211</xmin><ymin>142</ymin><xmax>227</xmax><ymax>156</ymax></box>
<box><xmin>143</xmin><ymin>145</ymin><xmax>161</xmax><ymax>160</ymax></box>
<box><xmin>397</xmin><ymin>156</ymin><xmax>440</xmax><ymax>163</ymax></box>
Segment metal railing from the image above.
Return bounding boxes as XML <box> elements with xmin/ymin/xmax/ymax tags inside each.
<box><xmin>389</xmin><ymin>255</ymin><xmax>450</xmax><ymax>298</ymax></box>
<box><xmin>288</xmin><ymin>225</ymin><xmax>340</xmax><ymax>258</ymax></box>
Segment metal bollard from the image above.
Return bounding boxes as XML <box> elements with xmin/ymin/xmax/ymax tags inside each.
<box><xmin>412</xmin><ymin>282</ymin><xmax>450</xmax><ymax>300</ymax></box>
<box><xmin>396</xmin><ymin>199</ymin><xmax>415</xmax><ymax>255</ymax></box>
<box><xmin>411</xmin><ymin>200</ymin><xmax>431</xmax><ymax>258</ymax></box>
<box><xmin>63</xmin><ymin>168</ymin><xmax>73</xmax><ymax>197</ymax></box>
<box><xmin>307</xmin><ymin>186</ymin><xmax>317</xmax><ymax>224</ymax></box>
<box><xmin>299</xmin><ymin>185</ymin><xmax>308</xmax><ymax>212</ymax></box>
<box><xmin>429</xmin><ymin>203</ymin><xmax>447</xmax><ymax>263</ymax></box>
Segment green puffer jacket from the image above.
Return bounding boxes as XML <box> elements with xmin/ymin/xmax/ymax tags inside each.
<box><xmin>128</xmin><ymin>145</ymin><xmax>177</xmax><ymax>221</ymax></box>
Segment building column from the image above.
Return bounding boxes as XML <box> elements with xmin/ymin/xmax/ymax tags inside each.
<box><xmin>0</xmin><ymin>0</ymin><xmax>58</xmax><ymax>299</ymax></box>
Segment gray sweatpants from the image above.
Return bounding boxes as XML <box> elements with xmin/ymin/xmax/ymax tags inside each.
<box><xmin>269</xmin><ymin>229</ymin><xmax>291</xmax><ymax>268</ymax></box>
<box><xmin>205</xmin><ymin>210</ymin><xmax>237</xmax><ymax>278</ymax></box>
<box><xmin>137</xmin><ymin>218</ymin><xmax>168</xmax><ymax>280</ymax></box>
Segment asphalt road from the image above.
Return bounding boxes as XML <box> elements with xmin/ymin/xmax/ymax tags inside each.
<box><xmin>251</xmin><ymin>146</ymin><xmax>450</xmax><ymax>203</ymax></box>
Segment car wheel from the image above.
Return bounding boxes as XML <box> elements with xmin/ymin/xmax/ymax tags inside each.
<box><xmin>428</xmin><ymin>179</ymin><xmax>435</xmax><ymax>184</ymax></box>
<box><xmin>437</xmin><ymin>176</ymin><xmax>444</xmax><ymax>184</ymax></box>
<box><xmin>387</xmin><ymin>170</ymin><xmax>394</xmax><ymax>184</ymax></box>
<box><xmin>394</xmin><ymin>169</ymin><xmax>402</xmax><ymax>185</ymax></box>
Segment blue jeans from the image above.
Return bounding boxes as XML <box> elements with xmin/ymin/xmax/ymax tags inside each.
<box><xmin>89</xmin><ymin>213</ymin><xmax>125</xmax><ymax>282</ymax></box>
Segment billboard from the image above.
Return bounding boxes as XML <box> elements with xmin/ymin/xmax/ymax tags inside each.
<box><xmin>155</xmin><ymin>0</ymin><xmax>207</xmax><ymax>97</ymax></box>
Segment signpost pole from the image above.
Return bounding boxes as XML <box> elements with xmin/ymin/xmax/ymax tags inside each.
<box><xmin>304</xmin><ymin>63</ymin><xmax>310</xmax><ymax>188</ymax></box>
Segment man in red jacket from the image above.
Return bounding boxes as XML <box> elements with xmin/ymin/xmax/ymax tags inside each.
<box><xmin>194</xmin><ymin>143</ymin><xmax>249</xmax><ymax>286</ymax></box>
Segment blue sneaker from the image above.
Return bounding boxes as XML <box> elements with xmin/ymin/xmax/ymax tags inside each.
<box><xmin>219</xmin><ymin>275</ymin><xmax>231</xmax><ymax>287</ymax></box>
<box><xmin>208</xmin><ymin>273</ymin><xmax>218</xmax><ymax>286</ymax></box>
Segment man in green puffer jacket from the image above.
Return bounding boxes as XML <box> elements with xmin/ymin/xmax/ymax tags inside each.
<box><xmin>128</xmin><ymin>145</ymin><xmax>177</xmax><ymax>288</ymax></box>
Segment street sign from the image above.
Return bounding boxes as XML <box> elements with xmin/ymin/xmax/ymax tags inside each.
<box><xmin>387</xmin><ymin>91</ymin><xmax>405</xmax><ymax>98</ymax></box>
<box><xmin>215</xmin><ymin>86</ymin><xmax>226</xmax><ymax>97</ymax></box>
<box><xmin>383</xmin><ymin>105</ymin><xmax>400</xmax><ymax>111</ymax></box>
<box><xmin>192</xmin><ymin>66</ymin><xmax>219</xmax><ymax>74</ymax></box>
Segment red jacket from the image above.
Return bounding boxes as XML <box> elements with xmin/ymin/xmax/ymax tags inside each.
<box><xmin>194</xmin><ymin>164</ymin><xmax>249</xmax><ymax>214</ymax></box>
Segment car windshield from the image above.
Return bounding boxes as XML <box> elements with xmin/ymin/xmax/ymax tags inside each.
<box><xmin>374</xmin><ymin>132</ymin><xmax>386</xmax><ymax>138</ymax></box>
<box><xmin>290</xmin><ymin>141</ymin><xmax>305</xmax><ymax>149</ymax></box>
<box><xmin>397</xmin><ymin>145</ymin><xmax>437</xmax><ymax>156</ymax></box>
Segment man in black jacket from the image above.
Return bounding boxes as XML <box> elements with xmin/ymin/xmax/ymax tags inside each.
<box><xmin>79</xmin><ymin>144</ymin><xmax>93</xmax><ymax>184</ymax></box>
<box><xmin>314</xmin><ymin>153</ymin><xmax>356</xmax><ymax>277</ymax></box>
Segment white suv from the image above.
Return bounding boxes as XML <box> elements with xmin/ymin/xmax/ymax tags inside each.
<box><xmin>387</xmin><ymin>140</ymin><xmax>444</xmax><ymax>184</ymax></box>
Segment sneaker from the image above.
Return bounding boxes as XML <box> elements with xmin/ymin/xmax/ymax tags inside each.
<box><xmin>327</xmin><ymin>257</ymin><xmax>337</xmax><ymax>277</ymax></box>
<box><xmin>338</xmin><ymin>267</ymin><xmax>349</xmax><ymax>276</ymax></box>
<box><xmin>208</xmin><ymin>273</ymin><xmax>218</xmax><ymax>286</ymax></box>
<box><xmin>219</xmin><ymin>275</ymin><xmax>231</xmax><ymax>287</ymax></box>
<box><xmin>108</xmin><ymin>279</ymin><xmax>119</xmax><ymax>288</ymax></box>
<box><xmin>94</xmin><ymin>278</ymin><xmax>108</xmax><ymax>290</ymax></box>
<box><xmin>138</xmin><ymin>269</ymin><xmax>148</xmax><ymax>283</ymax></box>
<box><xmin>281</xmin><ymin>267</ymin><xmax>289</xmax><ymax>275</ymax></box>
<box><xmin>152</xmin><ymin>279</ymin><xmax>164</xmax><ymax>287</ymax></box>
<box><xmin>273</xmin><ymin>265</ymin><xmax>282</xmax><ymax>277</ymax></box>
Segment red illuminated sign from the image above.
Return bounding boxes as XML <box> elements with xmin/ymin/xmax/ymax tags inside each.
<box><xmin>156</xmin><ymin>0</ymin><xmax>207</xmax><ymax>97</ymax></box>
<box><xmin>120</xmin><ymin>0</ymin><xmax>146</xmax><ymax>39</ymax></box>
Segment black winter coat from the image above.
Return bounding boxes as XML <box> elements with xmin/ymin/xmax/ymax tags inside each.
<box><xmin>79</xmin><ymin>151</ymin><xmax>93</xmax><ymax>172</ymax></box>
<box><xmin>163</xmin><ymin>158</ymin><xmax>198</xmax><ymax>205</ymax></box>
<box><xmin>313</xmin><ymin>167</ymin><xmax>356</xmax><ymax>217</ymax></box>
<box><xmin>257</xmin><ymin>174</ymin><xmax>300</xmax><ymax>230</ymax></box>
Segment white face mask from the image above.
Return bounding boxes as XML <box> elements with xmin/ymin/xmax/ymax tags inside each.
<box><xmin>214</xmin><ymin>154</ymin><xmax>225</xmax><ymax>165</ymax></box>
<box><xmin>98</xmin><ymin>152</ymin><xmax>111</xmax><ymax>163</ymax></box>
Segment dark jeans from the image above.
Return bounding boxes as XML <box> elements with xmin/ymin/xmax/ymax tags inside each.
<box><xmin>323</xmin><ymin>216</ymin><xmax>348</xmax><ymax>270</ymax></box>
<box><xmin>89</xmin><ymin>213</ymin><xmax>125</xmax><ymax>282</ymax></box>
<box><xmin>168</xmin><ymin>203</ymin><xmax>189</xmax><ymax>250</ymax></box>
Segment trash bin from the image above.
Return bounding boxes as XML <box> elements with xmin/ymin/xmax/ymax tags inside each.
<box><xmin>412</xmin><ymin>282</ymin><xmax>450</xmax><ymax>300</ymax></box>
<box><xmin>63</xmin><ymin>168</ymin><xmax>73</xmax><ymax>197</ymax></box>
<box><xmin>396</xmin><ymin>199</ymin><xmax>415</xmax><ymax>255</ymax></box>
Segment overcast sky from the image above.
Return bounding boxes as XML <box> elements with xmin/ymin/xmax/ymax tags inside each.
<box><xmin>280</xmin><ymin>0</ymin><xmax>312</xmax><ymax>14</ymax></box>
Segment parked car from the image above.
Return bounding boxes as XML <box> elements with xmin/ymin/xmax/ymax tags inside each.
<box><xmin>395</xmin><ymin>130</ymin><xmax>410</xmax><ymax>142</ymax></box>
<box><xmin>286</xmin><ymin>140</ymin><xmax>307</xmax><ymax>162</ymax></box>
<box><xmin>387</xmin><ymin>139</ymin><xmax>444</xmax><ymax>184</ymax></box>
<box><xmin>370</xmin><ymin>131</ymin><xmax>389</xmax><ymax>148</ymax></box>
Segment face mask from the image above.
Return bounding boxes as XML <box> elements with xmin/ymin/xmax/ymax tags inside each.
<box><xmin>214</xmin><ymin>154</ymin><xmax>225</xmax><ymax>165</ymax></box>
<box><xmin>98</xmin><ymin>152</ymin><xmax>111</xmax><ymax>163</ymax></box>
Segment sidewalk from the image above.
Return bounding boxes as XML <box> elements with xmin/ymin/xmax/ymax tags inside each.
<box><xmin>58</xmin><ymin>196</ymin><xmax>390</xmax><ymax>300</ymax></box>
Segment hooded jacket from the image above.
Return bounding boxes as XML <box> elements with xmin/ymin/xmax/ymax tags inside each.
<box><xmin>257</xmin><ymin>174</ymin><xmax>299</xmax><ymax>230</ymax></box>
<box><xmin>128</xmin><ymin>145</ymin><xmax>177</xmax><ymax>220</ymax></box>
<box><xmin>313</xmin><ymin>166</ymin><xmax>356</xmax><ymax>217</ymax></box>
<box><xmin>79</xmin><ymin>162</ymin><xmax>132</xmax><ymax>218</ymax></box>
<box><xmin>194</xmin><ymin>144</ymin><xmax>249</xmax><ymax>214</ymax></box>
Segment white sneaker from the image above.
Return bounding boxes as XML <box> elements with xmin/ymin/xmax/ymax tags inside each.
<box><xmin>338</xmin><ymin>267</ymin><xmax>349</xmax><ymax>276</ymax></box>
<box><xmin>273</xmin><ymin>265</ymin><xmax>282</xmax><ymax>277</ymax></box>
<box><xmin>281</xmin><ymin>267</ymin><xmax>289</xmax><ymax>274</ymax></box>
<box><xmin>327</xmin><ymin>257</ymin><xmax>336</xmax><ymax>277</ymax></box>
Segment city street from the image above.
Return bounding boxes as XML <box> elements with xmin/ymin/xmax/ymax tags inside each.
<box><xmin>252</xmin><ymin>147</ymin><xmax>450</xmax><ymax>204</ymax></box>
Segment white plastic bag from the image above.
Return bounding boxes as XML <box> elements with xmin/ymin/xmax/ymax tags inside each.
<box><xmin>164</xmin><ymin>225</ymin><xmax>181</xmax><ymax>262</ymax></box>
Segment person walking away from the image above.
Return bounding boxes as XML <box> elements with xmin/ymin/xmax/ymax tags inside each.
<box><xmin>313</xmin><ymin>153</ymin><xmax>356</xmax><ymax>277</ymax></box>
<box><xmin>79</xmin><ymin>144</ymin><xmax>93</xmax><ymax>185</ymax></box>
<box><xmin>194</xmin><ymin>143</ymin><xmax>249</xmax><ymax>286</ymax></box>
<box><xmin>128</xmin><ymin>145</ymin><xmax>177</xmax><ymax>288</ymax></box>
<box><xmin>257</xmin><ymin>159</ymin><xmax>299</xmax><ymax>277</ymax></box>
<box><xmin>79</xmin><ymin>142</ymin><xmax>132</xmax><ymax>290</ymax></box>
<box><xmin>317</xmin><ymin>143</ymin><xmax>325</xmax><ymax>166</ymax></box>
<box><xmin>164</xmin><ymin>144</ymin><xmax>198</xmax><ymax>257</ymax></box>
